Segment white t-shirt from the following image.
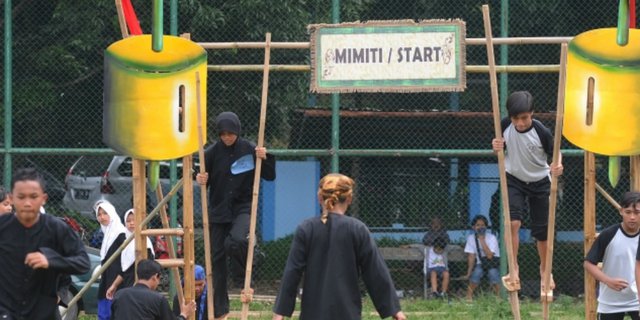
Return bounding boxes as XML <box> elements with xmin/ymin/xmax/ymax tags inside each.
<box><xmin>427</xmin><ymin>247</ymin><xmax>447</xmax><ymax>269</ymax></box>
<box><xmin>464</xmin><ymin>232</ymin><xmax>500</xmax><ymax>264</ymax></box>
<box><xmin>585</xmin><ymin>224</ymin><xmax>639</xmax><ymax>314</ymax></box>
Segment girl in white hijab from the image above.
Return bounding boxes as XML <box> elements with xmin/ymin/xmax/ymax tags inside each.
<box><xmin>106</xmin><ymin>208</ymin><xmax>155</xmax><ymax>299</ymax></box>
<box><xmin>94</xmin><ymin>200</ymin><xmax>126</xmax><ymax>320</ymax></box>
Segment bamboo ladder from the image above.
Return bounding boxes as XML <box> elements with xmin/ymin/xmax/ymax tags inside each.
<box><xmin>132</xmin><ymin>158</ymin><xmax>196</xmax><ymax>319</ymax></box>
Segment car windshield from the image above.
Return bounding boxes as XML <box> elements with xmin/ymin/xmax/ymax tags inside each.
<box><xmin>70</xmin><ymin>156</ymin><xmax>113</xmax><ymax>177</ymax></box>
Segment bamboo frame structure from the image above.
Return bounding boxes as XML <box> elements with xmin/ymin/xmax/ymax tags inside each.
<box><xmin>541</xmin><ymin>43</ymin><xmax>568</xmax><ymax>319</ymax></box>
<box><xmin>62</xmin><ymin>179</ymin><xmax>185</xmax><ymax>316</ymax></box>
<box><xmin>241</xmin><ymin>32</ymin><xmax>272</xmax><ymax>320</ymax></box>
<box><xmin>482</xmin><ymin>5</ymin><xmax>521</xmax><ymax>319</ymax></box>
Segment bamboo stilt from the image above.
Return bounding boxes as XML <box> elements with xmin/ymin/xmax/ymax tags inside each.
<box><xmin>482</xmin><ymin>5</ymin><xmax>521</xmax><ymax>319</ymax></box>
<box><xmin>240</xmin><ymin>32</ymin><xmax>271</xmax><ymax>320</ymax></box>
<box><xmin>542</xmin><ymin>43</ymin><xmax>568</xmax><ymax>319</ymax></box>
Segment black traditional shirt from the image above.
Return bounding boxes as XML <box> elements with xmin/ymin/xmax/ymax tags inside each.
<box><xmin>273</xmin><ymin>213</ymin><xmax>402</xmax><ymax>319</ymax></box>
<box><xmin>203</xmin><ymin>138</ymin><xmax>276</xmax><ymax>223</ymax></box>
<box><xmin>112</xmin><ymin>283</ymin><xmax>178</xmax><ymax>320</ymax></box>
<box><xmin>0</xmin><ymin>213</ymin><xmax>90</xmax><ymax>320</ymax></box>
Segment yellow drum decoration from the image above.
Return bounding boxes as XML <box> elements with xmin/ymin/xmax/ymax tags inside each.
<box><xmin>103</xmin><ymin>35</ymin><xmax>207</xmax><ymax>160</ymax></box>
<box><xmin>563</xmin><ymin>28</ymin><xmax>640</xmax><ymax>156</ymax></box>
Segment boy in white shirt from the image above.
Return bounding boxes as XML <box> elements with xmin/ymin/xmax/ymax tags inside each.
<box><xmin>425</xmin><ymin>237</ymin><xmax>450</xmax><ymax>299</ymax></box>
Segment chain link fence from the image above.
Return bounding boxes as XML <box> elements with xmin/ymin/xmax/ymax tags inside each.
<box><xmin>1</xmin><ymin>0</ymin><xmax>636</xmax><ymax>312</ymax></box>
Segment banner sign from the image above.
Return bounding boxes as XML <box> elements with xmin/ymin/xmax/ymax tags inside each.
<box><xmin>309</xmin><ymin>20</ymin><xmax>466</xmax><ymax>93</ymax></box>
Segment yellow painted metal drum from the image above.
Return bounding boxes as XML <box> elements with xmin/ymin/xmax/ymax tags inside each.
<box><xmin>563</xmin><ymin>28</ymin><xmax>640</xmax><ymax>156</ymax></box>
<box><xmin>103</xmin><ymin>35</ymin><xmax>207</xmax><ymax>160</ymax></box>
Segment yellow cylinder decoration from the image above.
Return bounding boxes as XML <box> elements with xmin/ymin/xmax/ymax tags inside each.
<box><xmin>103</xmin><ymin>35</ymin><xmax>207</xmax><ymax>160</ymax></box>
<box><xmin>563</xmin><ymin>28</ymin><xmax>640</xmax><ymax>156</ymax></box>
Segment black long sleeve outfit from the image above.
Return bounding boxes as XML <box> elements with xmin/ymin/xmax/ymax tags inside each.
<box><xmin>0</xmin><ymin>213</ymin><xmax>90</xmax><ymax>320</ymax></box>
<box><xmin>273</xmin><ymin>213</ymin><xmax>401</xmax><ymax>320</ymax></box>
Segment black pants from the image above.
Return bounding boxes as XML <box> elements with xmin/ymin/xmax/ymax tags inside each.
<box><xmin>598</xmin><ymin>311</ymin><xmax>640</xmax><ymax>320</ymax></box>
<box><xmin>209</xmin><ymin>214</ymin><xmax>250</xmax><ymax>318</ymax></box>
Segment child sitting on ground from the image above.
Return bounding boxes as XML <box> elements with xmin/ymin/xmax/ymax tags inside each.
<box><xmin>425</xmin><ymin>237</ymin><xmax>450</xmax><ymax>299</ymax></box>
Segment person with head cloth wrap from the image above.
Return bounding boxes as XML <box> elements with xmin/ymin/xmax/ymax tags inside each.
<box><xmin>195</xmin><ymin>111</ymin><xmax>276</xmax><ymax>319</ymax></box>
<box><xmin>173</xmin><ymin>265</ymin><xmax>208</xmax><ymax>320</ymax></box>
<box><xmin>272</xmin><ymin>173</ymin><xmax>406</xmax><ymax>320</ymax></box>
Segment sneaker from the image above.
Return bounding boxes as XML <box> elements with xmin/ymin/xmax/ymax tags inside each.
<box><xmin>440</xmin><ymin>292</ymin><xmax>448</xmax><ymax>300</ymax></box>
<box><xmin>431</xmin><ymin>291</ymin><xmax>441</xmax><ymax>299</ymax></box>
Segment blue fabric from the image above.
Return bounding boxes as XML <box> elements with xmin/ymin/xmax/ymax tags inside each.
<box><xmin>427</xmin><ymin>266</ymin><xmax>447</xmax><ymax>277</ymax></box>
<box><xmin>97</xmin><ymin>298</ymin><xmax>112</xmax><ymax>320</ymax></box>
<box><xmin>469</xmin><ymin>264</ymin><xmax>500</xmax><ymax>285</ymax></box>
<box><xmin>230</xmin><ymin>154</ymin><xmax>255</xmax><ymax>175</ymax></box>
<box><xmin>194</xmin><ymin>265</ymin><xmax>205</xmax><ymax>280</ymax></box>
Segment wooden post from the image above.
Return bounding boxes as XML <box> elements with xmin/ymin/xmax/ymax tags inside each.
<box><xmin>182</xmin><ymin>155</ymin><xmax>195</xmax><ymax>319</ymax></box>
<box><xmin>482</xmin><ymin>5</ymin><xmax>521</xmax><ymax>319</ymax></box>
<box><xmin>195</xmin><ymin>71</ymin><xmax>215</xmax><ymax>319</ymax></box>
<box><xmin>132</xmin><ymin>159</ymin><xmax>148</xmax><ymax>270</ymax></box>
<box><xmin>241</xmin><ymin>32</ymin><xmax>271</xmax><ymax>320</ymax></box>
<box><xmin>584</xmin><ymin>151</ymin><xmax>597</xmax><ymax>320</ymax></box>
<box><xmin>542</xmin><ymin>43</ymin><xmax>567</xmax><ymax>319</ymax></box>
<box><xmin>631</xmin><ymin>156</ymin><xmax>640</xmax><ymax>190</ymax></box>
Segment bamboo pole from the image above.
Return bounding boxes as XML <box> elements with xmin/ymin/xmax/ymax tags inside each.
<box><xmin>241</xmin><ymin>32</ymin><xmax>271</xmax><ymax>320</ymax></box>
<box><xmin>195</xmin><ymin>71</ymin><xmax>214</xmax><ymax>319</ymax></box>
<box><xmin>584</xmin><ymin>152</ymin><xmax>597</xmax><ymax>320</ymax></box>
<box><xmin>482</xmin><ymin>5</ymin><xmax>521</xmax><ymax>319</ymax></box>
<box><xmin>62</xmin><ymin>179</ymin><xmax>185</xmax><ymax>316</ymax></box>
<box><xmin>114</xmin><ymin>0</ymin><xmax>129</xmax><ymax>38</ymax></box>
<box><xmin>595</xmin><ymin>183</ymin><xmax>622</xmax><ymax>210</ymax></box>
<box><xmin>542</xmin><ymin>43</ymin><xmax>568</xmax><ymax>319</ymax></box>
<box><xmin>133</xmin><ymin>159</ymin><xmax>148</xmax><ymax>262</ymax></box>
<box><xmin>631</xmin><ymin>156</ymin><xmax>640</xmax><ymax>190</ymax></box>
<box><xmin>182</xmin><ymin>155</ymin><xmax>195</xmax><ymax>320</ymax></box>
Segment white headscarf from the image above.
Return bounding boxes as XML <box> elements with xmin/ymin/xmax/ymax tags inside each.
<box><xmin>94</xmin><ymin>200</ymin><xmax>127</xmax><ymax>261</ymax></box>
<box><xmin>121</xmin><ymin>209</ymin><xmax>155</xmax><ymax>271</ymax></box>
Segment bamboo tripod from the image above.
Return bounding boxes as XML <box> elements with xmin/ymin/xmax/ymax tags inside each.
<box><xmin>482</xmin><ymin>5</ymin><xmax>521</xmax><ymax>319</ymax></box>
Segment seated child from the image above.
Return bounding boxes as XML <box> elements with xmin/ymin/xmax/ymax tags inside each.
<box><xmin>425</xmin><ymin>237</ymin><xmax>450</xmax><ymax>299</ymax></box>
<box><xmin>463</xmin><ymin>215</ymin><xmax>500</xmax><ymax>301</ymax></box>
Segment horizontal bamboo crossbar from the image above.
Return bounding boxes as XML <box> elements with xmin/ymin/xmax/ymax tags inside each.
<box><xmin>141</xmin><ymin>228</ymin><xmax>184</xmax><ymax>236</ymax></box>
<box><xmin>197</xmin><ymin>36</ymin><xmax>572</xmax><ymax>50</ymax></box>
<box><xmin>157</xmin><ymin>258</ymin><xmax>185</xmax><ymax>268</ymax></box>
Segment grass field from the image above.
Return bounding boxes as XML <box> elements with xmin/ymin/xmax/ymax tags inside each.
<box><xmin>78</xmin><ymin>293</ymin><xmax>586</xmax><ymax>319</ymax></box>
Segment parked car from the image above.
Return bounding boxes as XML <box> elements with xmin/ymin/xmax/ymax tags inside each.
<box><xmin>60</xmin><ymin>246</ymin><xmax>101</xmax><ymax>319</ymax></box>
<box><xmin>63</xmin><ymin>155</ymin><xmax>202</xmax><ymax>226</ymax></box>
